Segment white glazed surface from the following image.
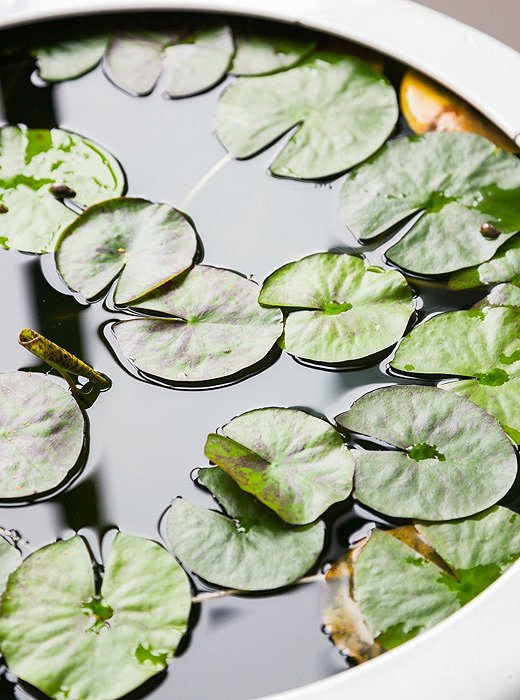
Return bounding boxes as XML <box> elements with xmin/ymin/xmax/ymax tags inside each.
<box><xmin>0</xmin><ymin>2</ymin><xmax>519</xmax><ymax>699</ymax></box>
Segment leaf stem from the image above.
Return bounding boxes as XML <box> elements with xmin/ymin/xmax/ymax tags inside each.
<box><xmin>191</xmin><ymin>572</ymin><xmax>325</xmax><ymax>604</ymax></box>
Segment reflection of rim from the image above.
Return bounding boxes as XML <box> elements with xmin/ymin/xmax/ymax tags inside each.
<box><xmin>0</xmin><ymin>3</ymin><xmax>519</xmax><ymax>700</ymax></box>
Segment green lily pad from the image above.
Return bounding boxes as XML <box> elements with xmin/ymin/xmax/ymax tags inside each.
<box><xmin>0</xmin><ymin>125</ymin><xmax>124</xmax><ymax>253</ymax></box>
<box><xmin>0</xmin><ymin>371</ymin><xmax>85</xmax><ymax>499</ymax></box>
<box><xmin>391</xmin><ymin>306</ymin><xmax>520</xmax><ymax>441</ymax></box>
<box><xmin>113</xmin><ymin>265</ymin><xmax>283</xmax><ymax>383</ymax></box>
<box><xmin>0</xmin><ymin>532</ymin><xmax>191</xmax><ymax>700</ymax></box>
<box><xmin>475</xmin><ymin>283</ymin><xmax>520</xmax><ymax>309</ymax></box>
<box><xmin>230</xmin><ymin>34</ymin><xmax>316</xmax><ymax>76</ymax></box>
<box><xmin>259</xmin><ymin>253</ymin><xmax>414</xmax><ymax>363</ymax></box>
<box><xmin>354</xmin><ymin>507</ymin><xmax>520</xmax><ymax>649</ymax></box>
<box><xmin>216</xmin><ymin>52</ymin><xmax>398</xmax><ymax>179</ymax></box>
<box><xmin>104</xmin><ymin>25</ymin><xmax>233</xmax><ymax>97</ymax></box>
<box><xmin>336</xmin><ymin>385</ymin><xmax>517</xmax><ymax>520</ymax></box>
<box><xmin>0</xmin><ymin>536</ymin><xmax>21</xmax><ymax>592</ymax></box>
<box><xmin>166</xmin><ymin>467</ymin><xmax>325</xmax><ymax>590</ymax></box>
<box><xmin>55</xmin><ymin>197</ymin><xmax>197</xmax><ymax>305</ymax></box>
<box><xmin>339</xmin><ymin>132</ymin><xmax>520</xmax><ymax>275</ymax></box>
<box><xmin>33</xmin><ymin>34</ymin><xmax>108</xmax><ymax>82</ymax></box>
<box><xmin>449</xmin><ymin>234</ymin><xmax>520</xmax><ymax>290</ymax></box>
<box><xmin>163</xmin><ymin>25</ymin><xmax>234</xmax><ymax>97</ymax></box>
<box><xmin>204</xmin><ymin>406</ymin><xmax>354</xmax><ymax>525</ymax></box>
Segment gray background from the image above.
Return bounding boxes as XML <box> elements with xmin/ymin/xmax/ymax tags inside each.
<box><xmin>416</xmin><ymin>0</ymin><xmax>520</xmax><ymax>50</ymax></box>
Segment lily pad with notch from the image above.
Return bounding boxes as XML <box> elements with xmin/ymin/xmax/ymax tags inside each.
<box><xmin>0</xmin><ymin>371</ymin><xmax>86</xmax><ymax>499</ymax></box>
<box><xmin>216</xmin><ymin>52</ymin><xmax>398</xmax><ymax>179</ymax></box>
<box><xmin>55</xmin><ymin>197</ymin><xmax>198</xmax><ymax>305</ymax></box>
<box><xmin>391</xmin><ymin>306</ymin><xmax>520</xmax><ymax>441</ymax></box>
<box><xmin>166</xmin><ymin>467</ymin><xmax>325</xmax><ymax>590</ymax></box>
<box><xmin>33</xmin><ymin>34</ymin><xmax>109</xmax><ymax>82</ymax></box>
<box><xmin>259</xmin><ymin>253</ymin><xmax>414</xmax><ymax>364</ymax></box>
<box><xmin>449</xmin><ymin>234</ymin><xmax>520</xmax><ymax>290</ymax></box>
<box><xmin>113</xmin><ymin>265</ymin><xmax>283</xmax><ymax>384</ymax></box>
<box><xmin>0</xmin><ymin>125</ymin><xmax>124</xmax><ymax>253</ymax></box>
<box><xmin>104</xmin><ymin>25</ymin><xmax>233</xmax><ymax>97</ymax></box>
<box><xmin>353</xmin><ymin>506</ymin><xmax>520</xmax><ymax>650</ymax></box>
<box><xmin>335</xmin><ymin>385</ymin><xmax>517</xmax><ymax>520</ymax></box>
<box><xmin>0</xmin><ymin>532</ymin><xmax>191</xmax><ymax>700</ymax></box>
<box><xmin>339</xmin><ymin>132</ymin><xmax>520</xmax><ymax>275</ymax></box>
<box><xmin>204</xmin><ymin>406</ymin><xmax>354</xmax><ymax>525</ymax></box>
<box><xmin>230</xmin><ymin>34</ymin><xmax>316</xmax><ymax>76</ymax></box>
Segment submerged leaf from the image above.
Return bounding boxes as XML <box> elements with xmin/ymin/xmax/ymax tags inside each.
<box><xmin>0</xmin><ymin>532</ymin><xmax>191</xmax><ymax>700</ymax></box>
<box><xmin>0</xmin><ymin>372</ymin><xmax>85</xmax><ymax>498</ymax></box>
<box><xmin>340</xmin><ymin>132</ymin><xmax>520</xmax><ymax>275</ymax></box>
<box><xmin>230</xmin><ymin>34</ymin><xmax>316</xmax><ymax>75</ymax></box>
<box><xmin>216</xmin><ymin>52</ymin><xmax>398</xmax><ymax>179</ymax></box>
<box><xmin>449</xmin><ymin>234</ymin><xmax>520</xmax><ymax>290</ymax></box>
<box><xmin>205</xmin><ymin>406</ymin><xmax>354</xmax><ymax>524</ymax></box>
<box><xmin>400</xmin><ymin>70</ymin><xmax>518</xmax><ymax>152</ymax></box>
<box><xmin>259</xmin><ymin>253</ymin><xmax>414</xmax><ymax>363</ymax></box>
<box><xmin>167</xmin><ymin>467</ymin><xmax>325</xmax><ymax>590</ymax></box>
<box><xmin>354</xmin><ymin>507</ymin><xmax>520</xmax><ymax>649</ymax></box>
<box><xmin>0</xmin><ymin>126</ymin><xmax>124</xmax><ymax>253</ymax></box>
<box><xmin>0</xmin><ymin>536</ymin><xmax>21</xmax><ymax>592</ymax></box>
<box><xmin>55</xmin><ymin>197</ymin><xmax>197</xmax><ymax>305</ymax></box>
<box><xmin>336</xmin><ymin>385</ymin><xmax>517</xmax><ymax>520</ymax></box>
<box><xmin>33</xmin><ymin>34</ymin><xmax>108</xmax><ymax>82</ymax></box>
<box><xmin>114</xmin><ymin>265</ymin><xmax>283</xmax><ymax>383</ymax></box>
<box><xmin>391</xmin><ymin>306</ymin><xmax>520</xmax><ymax>440</ymax></box>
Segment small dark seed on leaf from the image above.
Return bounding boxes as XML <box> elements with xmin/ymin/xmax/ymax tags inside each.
<box><xmin>0</xmin><ymin>204</ymin><xmax>8</xmax><ymax>213</ymax></box>
<box><xmin>480</xmin><ymin>223</ymin><xmax>501</xmax><ymax>239</ymax></box>
<box><xmin>50</xmin><ymin>183</ymin><xmax>77</xmax><ymax>199</ymax></box>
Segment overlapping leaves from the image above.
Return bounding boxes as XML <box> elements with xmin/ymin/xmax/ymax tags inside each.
<box><xmin>33</xmin><ymin>34</ymin><xmax>108</xmax><ymax>82</ymax></box>
<box><xmin>204</xmin><ymin>406</ymin><xmax>354</xmax><ymax>524</ymax></box>
<box><xmin>259</xmin><ymin>253</ymin><xmax>414</xmax><ymax>364</ymax></box>
<box><xmin>216</xmin><ymin>52</ymin><xmax>398</xmax><ymax>179</ymax></box>
<box><xmin>336</xmin><ymin>385</ymin><xmax>517</xmax><ymax>520</ymax></box>
<box><xmin>0</xmin><ymin>533</ymin><xmax>191</xmax><ymax>700</ymax></box>
<box><xmin>230</xmin><ymin>34</ymin><xmax>316</xmax><ymax>75</ymax></box>
<box><xmin>391</xmin><ymin>306</ymin><xmax>520</xmax><ymax>441</ymax></box>
<box><xmin>167</xmin><ymin>467</ymin><xmax>325</xmax><ymax>590</ymax></box>
<box><xmin>55</xmin><ymin>197</ymin><xmax>197</xmax><ymax>305</ymax></box>
<box><xmin>340</xmin><ymin>132</ymin><xmax>520</xmax><ymax>275</ymax></box>
<box><xmin>449</xmin><ymin>234</ymin><xmax>520</xmax><ymax>290</ymax></box>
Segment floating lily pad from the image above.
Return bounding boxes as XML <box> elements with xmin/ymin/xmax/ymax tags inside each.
<box><xmin>230</xmin><ymin>34</ymin><xmax>316</xmax><ymax>75</ymax></box>
<box><xmin>0</xmin><ymin>372</ymin><xmax>85</xmax><ymax>499</ymax></box>
<box><xmin>55</xmin><ymin>198</ymin><xmax>197</xmax><ymax>305</ymax></box>
<box><xmin>0</xmin><ymin>532</ymin><xmax>191</xmax><ymax>700</ymax></box>
<box><xmin>0</xmin><ymin>126</ymin><xmax>124</xmax><ymax>253</ymax></box>
<box><xmin>216</xmin><ymin>52</ymin><xmax>398</xmax><ymax>179</ymax></box>
<box><xmin>259</xmin><ymin>253</ymin><xmax>414</xmax><ymax>363</ymax></box>
<box><xmin>336</xmin><ymin>385</ymin><xmax>517</xmax><ymax>520</ymax></box>
<box><xmin>104</xmin><ymin>25</ymin><xmax>233</xmax><ymax>97</ymax></box>
<box><xmin>339</xmin><ymin>132</ymin><xmax>520</xmax><ymax>275</ymax></box>
<box><xmin>449</xmin><ymin>234</ymin><xmax>520</xmax><ymax>290</ymax></box>
<box><xmin>354</xmin><ymin>507</ymin><xmax>520</xmax><ymax>649</ymax></box>
<box><xmin>33</xmin><ymin>34</ymin><xmax>108</xmax><ymax>82</ymax></box>
<box><xmin>166</xmin><ymin>467</ymin><xmax>324</xmax><ymax>590</ymax></box>
<box><xmin>474</xmin><ymin>283</ymin><xmax>520</xmax><ymax>309</ymax></box>
<box><xmin>113</xmin><ymin>265</ymin><xmax>283</xmax><ymax>383</ymax></box>
<box><xmin>205</xmin><ymin>406</ymin><xmax>354</xmax><ymax>525</ymax></box>
<box><xmin>391</xmin><ymin>306</ymin><xmax>520</xmax><ymax>441</ymax></box>
<box><xmin>0</xmin><ymin>536</ymin><xmax>21</xmax><ymax>592</ymax></box>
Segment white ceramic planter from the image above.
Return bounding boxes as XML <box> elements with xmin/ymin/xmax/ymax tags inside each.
<box><xmin>1</xmin><ymin>2</ymin><xmax>519</xmax><ymax>699</ymax></box>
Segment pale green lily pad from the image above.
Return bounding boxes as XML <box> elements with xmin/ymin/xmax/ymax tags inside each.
<box><xmin>230</xmin><ymin>34</ymin><xmax>316</xmax><ymax>76</ymax></box>
<box><xmin>55</xmin><ymin>197</ymin><xmax>197</xmax><ymax>305</ymax></box>
<box><xmin>113</xmin><ymin>265</ymin><xmax>283</xmax><ymax>383</ymax></box>
<box><xmin>166</xmin><ymin>467</ymin><xmax>325</xmax><ymax>590</ymax></box>
<box><xmin>0</xmin><ymin>536</ymin><xmax>21</xmax><ymax>592</ymax></box>
<box><xmin>340</xmin><ymin>132</ymin><xmax>520</xmax><ymax>275</ymax></box>
<box><xmin>0</xmin><ymin>126</ymin><xmax>124</xmax><ymax>253</ymax></box>
<box><xmin>216</xmin><ymin>52</ymin><xmax>398</xmax><ymax>179</ymax></box>
<box><xmin>474</xmin><ymin>283</ymin><xmax>520</xmax><ymax>309</ymax></box>
<box><xmin>354</xmin><ymin>507</ymin><xmax>520</xmax><ymax>649</ymax></box>
<box><xmin>259</xmin><ymin>253</ymin><xmax>414</xmax><ymax>363</ymax></box>
<box><xmin>449</xmin><ymin>234</ymin><xmax>520</xmax><ymax>290</ymax></box>
<box><xmin>163</xmin><ymin>25</ymin><xmax>234</xmax><ymax>97</ymax></box>
<box><xmin>336</xmin><ymin>385</ymin><xmax>517</xmax><ymax>520</ymax></box>
<box><xmin>104</xmin><ymin>25</ymin><xmax>233</xmax><ymax>97</ymax></box>
<box><xmin>204</xmin><ymin>406</ymin><xmax>354</xmax><ymax>525</ymax></box>
<box><xmin>33</xmin><ymin>34</ymin><xmax>108</xmax><ymax>82</ymax></box>
<box><xmin>0</xmin><ymin>371</ymin><xmax>85</xmax><ymax>499</ymax></box>
<box><xmin>0</xmin><ymin>532</ymin><xmax>191</xmax><ymax>700</ymax></box>
<box><xmin>391</xmin><ymin>306</ymin><xmax>520</xmax><ymax>441</ymax></box>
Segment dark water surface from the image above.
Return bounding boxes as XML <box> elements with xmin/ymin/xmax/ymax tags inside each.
<box><xmin>0</xmin><ymin>12</ymin><xmax>517</xmax><ymax>700</ymax></box>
